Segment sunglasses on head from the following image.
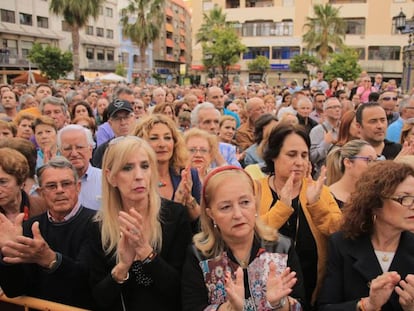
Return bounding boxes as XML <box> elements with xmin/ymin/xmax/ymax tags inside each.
<box><xmin>382</xmin><ymin>96</ymin><xmax>398</xmax><ymax>101</ymax></box>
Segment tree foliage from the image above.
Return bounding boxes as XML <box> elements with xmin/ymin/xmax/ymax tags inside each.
<box><xmin>202</xmin><ymin>27</ymin><xmax>246</xmax><ymax>85</ymax></box>
<box><xmin>322</xmin><ymin>47</ymin><xmax>362</xmax><ymax>82</ymax></box>
<box><xmin>115</xmin><ymin>63</ymin><xmax>127</xmax><ymax>77</ymax></box>
<box><xmin>28</xmin><ymin>43</ymin><xmax>73</xmax><ymax>80</ymax></box>
<box><xmin>50</xmin><ymin>0</ymin><xmax>105</xmax><ymax>80</ymax></box>
<box><xmin>247</xmin><ymin>56</ymin><xmax>270</xmax><ymax>82</ymax></box>
<box><xmin>302</xmin><ymin>4</ymin><xmax>346</xmax><ymax>63</ymax></box>
<box><xmin>121</xmin><ymin>0</ymin><xmax>165</xmax><ymax>76</ymax></box>
<box><xmin>196</xmin><ymin>5</ymin><xmax>228</xmax><ymax>43</ymax></box>
<box><xmin>290</xmin><ymin>54</ymin><xmax>321</xmax><ymax>78</ymax></box>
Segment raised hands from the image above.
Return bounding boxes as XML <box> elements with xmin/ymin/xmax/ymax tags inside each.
<box><xmin>266</xmin><ymin>264</ymin><xmax>297</xmax><ymax>308</ymax></box>
<box><xmin>362</xmin><ymin>271</ymin><xmax>401</xmax><ymax>310</ymax></box>
<box><xmin>118</xmin><ymin>208</ymin><xmax>152</xmax><ymax>265</ymax></box>
<box><xmin>1</xmin><ymin>221</ymin><xmax>56</xmax><ymax>268</ymax></box>
<box><xmin>224</xmin><ymin>267</ymin><xmax>245</xmax><ymax>311</ymax></box>
<box><xmin>396</xmin><ymin>274</ymin><xmax>414</xmax><ymax>311</ymax></box>
<box><xmin>175</xmin><ymin>166</ymin><xmax>193</xmax><ymax>206</ymax></box>
<box><xmin>0</xmin><ymin>213</ymin><xmax>24</xmax><ymax>248</ymax></box>
<box><xmin>306</xmin><ymin>165</ymin><xmax>326</xmax><ymax>205</ymax></box>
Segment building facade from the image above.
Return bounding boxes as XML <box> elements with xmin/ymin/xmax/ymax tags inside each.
<box><xmin>190</xmin><ymin>0</ymin><xmax>414</xmax><ymax>85</ymax></box>
<box><xmin>0</xmin><ymin>0</ymin><xmax>192</xmax><ymax>84</ymax></box>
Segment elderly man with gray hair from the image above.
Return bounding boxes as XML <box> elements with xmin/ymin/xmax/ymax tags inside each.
<box><xmin>57</xmin><ymin>124</ymin><xmax>102</xmax><ymax>210</ymax></box>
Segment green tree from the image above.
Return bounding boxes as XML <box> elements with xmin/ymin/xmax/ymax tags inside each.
<box><xmin>28</xmin><ymin>43</ymin><xmax>73</xmax><ymax>80</ymax></box>
<box><xmin>247</xmin><ymin>56</ymin><xmax>270</xmax><ymax>82</ymax></box>
<box><xmin>290</xmin><ymin>54</ymin><xmax>321</xmax><ymax>79</ymax></box>
<box><xmin>121</xmin><ymin>0</ymin><xmax>165</xmax><ymax>77</ymax></box>
<box><xmin>322</xmin><ymin>47</ymin><xmax>362</xmax><ymax>82</ymax></box>
<box><xmin>50</xmin><ymin>0</ymin><xmax>105</xmax><ymax>80</ymax></box>
<box><xmin>196</xmin><ymin>5</ymin><xmax>228</xmax><ymax>43</ymax></box>
<box><xmin>302</xmin><ymin>4</ymin><xmax>346</xmax><ymax>63</ymax></box>
<box><xmin>115</xmin><ymin>63</ymin><xmax>127</xmax><ymax>77</ymax></box>
<box><xmin>202</xmin><ymin>27</ymin><xmax>246</xmax><ymax>85</ymax></box>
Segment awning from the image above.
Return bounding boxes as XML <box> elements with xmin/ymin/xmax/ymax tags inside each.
<box><xmin>165</xmin><ymin>39</ymin><xmax>174</xmax><ymax>47</ymax></box>
<box><xmin>191</xmin><ymin>65</ymin><xmax>205</xmax><ymax>71</ymax></box>
<box><xmin>165</xmin><ymin>8</ymin><xmax>173</xmax><ymax>17</ymax></box>
<box><xmin>179</xmin><ymin>42</ymin><xmax>186</xmax><ymax>50</ymax></box>
<box><xmin>165</xmin><ymin>23</ymin><xmax>174</xmax><ymax>33</ymax></box>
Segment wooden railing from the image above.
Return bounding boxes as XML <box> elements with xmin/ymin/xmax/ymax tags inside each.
<box><xmin>0</xmin><ymin>290</ymin><xmax>90</xmax><ymax>311</ymax></box>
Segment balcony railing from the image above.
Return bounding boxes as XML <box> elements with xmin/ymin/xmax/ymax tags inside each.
<box><xmin>0</xmin><ymin>55</ymin><xmax>30</xmax><ymax>66</ymax></box>
<box><xmin>86</xmin><ymin>60</ymin><xmax>117</xmax><ymax>71</ymax></box>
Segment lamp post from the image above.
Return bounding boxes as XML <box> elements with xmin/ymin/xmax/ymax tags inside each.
<box><xmin>393</xmin><ymin>9</ymin><xmax>414</xmax><ymax>94</ymax></box>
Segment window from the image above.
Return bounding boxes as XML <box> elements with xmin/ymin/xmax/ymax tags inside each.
<box><xmin>1</xmin><ymin>9</ymin><xmax>15</xmax><ymax>23</ymax></box>
<box><xmin>344</xmin><ymin>18</ymin><xmax>365</xmax><ymax>35</ymax></box>
<box><xmin>86</xmin><ymin>25</ymin><xmax>93</xmax><ymax>35</ymax></box>
<box><xmin>368</xmin><ymin>46</ymin><xmax>400</xmax><ymax>60</ymax></box>
<box><xmin>243</xmin><ymin>47</ymin><xmax>269</xmax><ymax>60</ymax></box>
<box><xmin>272</xmin><ymin>46</ymin><xmax>300</xmax><ymax>59</ymax></box>
<box><xmin>21</xmin><ymin>41</ymin><xmax>33</xmax><ymax>58</ymax></box>
<box><xmin>19</xmin><ymin>13</ymin><xmax>32</xmax><ymax>26</ymax></box>
<box><xmin>96</xmin><ymin>27</ymin><xmax>104</xmax><ymax>37</ymax></box>
<box><xmin>107</xmin><ymin>50</ymin><xmax>114</xmax><ymax>61</ymax></box>
<box><xmin>106</xmin><ymin>29</ymin><xmax>114</xmax><ymax>39</ymax></box>
<box><xmin>226</xmin><ymin>0</ymin><xmax>240</xmax><ymax>8</ymax></box>
<box><xmin>86</xmin><ymin>48</ymin><xmax>94</xmax><ymax>59</ymax></box>
<box><xmin>99</xmin><ymin>6</ymin><xmax>103</xmax><ymax>15</ymax></box>
<box><xmin>4</xmin><ymin>39</ymin><xmax>17</xmax><ymax>57</ymax></box>
<box><xmin>37</xmin><ymin>16</ymin><xmax>48</xmax><ymax>28</ymax></box>
<box><xmin>105</xmin><ymin>7</ymin><xmax>113</xmax><ymax>17</ymax></box>
<box><xmin>97</xmin><ymin>49</ymin><xmax>104</xmax><ymax>60</ymax></box>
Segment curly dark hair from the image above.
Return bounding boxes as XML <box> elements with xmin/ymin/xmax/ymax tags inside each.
<box><xmin>342</xmin><ymin>160</ymin><xmax>414</xmax><ymax>239</ymax></box>
<box><xmin>262</xmin><ymin>123</ymin><xmax>310</xmax><ymax>174</ymax></box>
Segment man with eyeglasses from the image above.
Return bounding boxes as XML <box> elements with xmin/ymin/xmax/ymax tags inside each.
<box><xmin>379</xmin><ymin>91</ymin><xmax>400</xmax><ymax>125</ymax></box>
<box><xmin>92</xmin><ymin>99</ymin><xmax>135</xmax><ymax>168</ymax></box>
<box><xmin>0</xmin><ymin>157</ymin><xmax>96</xmax><ymax>309</ymax></box>
<box><xmin>58</xmin><ymin>124</ymin><xmax>102</xmax><ymax>210</ymax></box>
<box><xmin>356</xmin><ymin>102</ymin><xmax>401</xmax><ymax>159</ymax></box>
<box><xmin>387</xmin><ymin>96</ymin><xmax>414</xmax><ymax>143</ymax></box>
<box><xmin>310</xmin><ymin>97</ymin><xmax>342</xmax><ymax>178</ymax></box>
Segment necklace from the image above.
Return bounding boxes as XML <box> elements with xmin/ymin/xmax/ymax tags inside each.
<box><xmin>234</xmin><ymin>254</ymin><xmax>250</xmax><ymax>269</ymax></box>
<box><xmin>158</xmin><ymin>180</ymin><xmax>167</xmax><ymax>187</ymax></box>
<box><xmin>381</xmin><ymin>253</ymin><xmax>389</xmax><ymax>262</ymax></box>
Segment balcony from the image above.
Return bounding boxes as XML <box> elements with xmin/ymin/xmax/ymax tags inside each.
<box><xmin>0</xmin><ymin>55</ymin><xmax>30</xmax><ymax>66</ymax></box>
<box><xmin>86</xmin><ymin>60</ymin><xmax>116</xmax><ymax>71</ymax></box>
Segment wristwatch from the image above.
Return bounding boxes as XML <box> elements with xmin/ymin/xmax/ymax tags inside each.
<box><xmin>267</xmin><ymin>297</ymin><xmax>287</xmax><ymax>310</ymax></box>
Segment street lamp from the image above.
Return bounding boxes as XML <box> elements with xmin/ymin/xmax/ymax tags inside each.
<box><xmin>393</xmin><ymin>9</ymin><xmax>414</xmax><ymax>94</ymax></box>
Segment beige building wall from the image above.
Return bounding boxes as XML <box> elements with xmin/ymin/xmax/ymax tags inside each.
<box><xmin>191</xmin><ymin>0</ymin><xmax>413</xmax><ymax>84</ymax></box>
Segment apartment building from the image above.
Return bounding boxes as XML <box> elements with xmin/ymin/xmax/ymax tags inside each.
<box><xmin>0</xmin><ymin>0</ymin><xmax>118</xmax><ymax>83</ymax></box>
<box><xmin>190</xmin><ymin>0</ymin><xmax>414</xmax><ymax>85</ymax></box>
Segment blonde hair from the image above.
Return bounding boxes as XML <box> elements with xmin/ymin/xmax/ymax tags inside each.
<box><xmin>326</xmin><ymin>139</ymin><xmax>371</xmax><ymax>185</ymax></box>
<box><xmin>132</xmin><ymin>114</ymin><xmax>188</xmax><ymax>174</ymax></box>
<box><xmin>97</xmin><ymin>137</ymin><xmax>162</xmax><ymax>257</ymax></box>
<box><xmin>194</xmin><ymin>168</ymin><xmax>277</xmax><ymax>258</ymax></box>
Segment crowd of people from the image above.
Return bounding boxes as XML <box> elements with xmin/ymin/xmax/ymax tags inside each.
<box><xmin>0</xmin><ymin>70</ymin><xmax>414</xmax><ymax>311</ymax></box>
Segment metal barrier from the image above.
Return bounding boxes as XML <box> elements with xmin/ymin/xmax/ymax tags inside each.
<box><xmin>0</xmin><ymin>290</ymin><xmax>90</xmax><ymax>311</ymax></box>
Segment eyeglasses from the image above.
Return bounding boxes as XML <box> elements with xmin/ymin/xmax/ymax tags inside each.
<box><xmin>325</xmin><ymin>105</ymin><xmax>342</xmax><ymax>110</ymax></box>
<box><xmin>349</xmin><ymin>156</ymin><xmax>376</xmax><ymax>164</ymax></box>
<box><xmin>42</xmin><ymin>180</ymin><xmax>76</xmax><ymax>192</ymax></box>
<box><xmin>188</xmin><ymin>147</ymin><xmax>210</xmax><ymax>155</ymax></box>
<box><xmin>386</xmin><ymin>196</ymin><xmax>414</xmax><ymax>208</ymax></box>
<box><xmin>61</xmin><ymin>145</ymin><xmax>89</xmax><ymax>153</ymax></box>
<box><xmin>382</xmin><ymin>97</ymin><xmax>398</xmax><ymax>101</ymax></box>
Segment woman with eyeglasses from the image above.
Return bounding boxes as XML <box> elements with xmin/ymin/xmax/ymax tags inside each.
<box><xmin>86</xmin><ymin>136</ymin><xmax>192</xmax><ymax>311</ymax></box>
<box><xmin>184</xmin><ymin>128</ymin><xmax>223</xmax><ymax>183</ymax></box>
<box><xmin>133</xmin><ymin>115</ymin><xmax>202</xmax><ymax>223</ymax></box>
<box><xmin>356</xmin><ymin>75</ymin><xmax>376</xmax><ymax>104</ymax></box>
<box><xmin>326</xmin><ymin>140</ymin><xmax>377</xmax><ymax>208</ymax></box>
<box><xmin>318</xmin><ymin>161</ymin><xmax>414</xmax><ymax>311</ymax></box>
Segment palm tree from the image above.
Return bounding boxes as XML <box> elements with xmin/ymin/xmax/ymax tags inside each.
<box><xmin>50</xmin><ymin>0</ymin><xmax>105</xmax><ymax>80</ymax></box>
<box><xmin>302</xmin><ymin>4</ymin><xmax>346</xmax><ymax>63</ymax></box>
<box><xmin>196</xmin><ymin>5</ymin><xmax>228</xmax><ymax>43</ymax></box>
<box><xmin>121</xmin><ymin>0</ymin><xmax>165</xmax><ymax>77</ymax></box>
